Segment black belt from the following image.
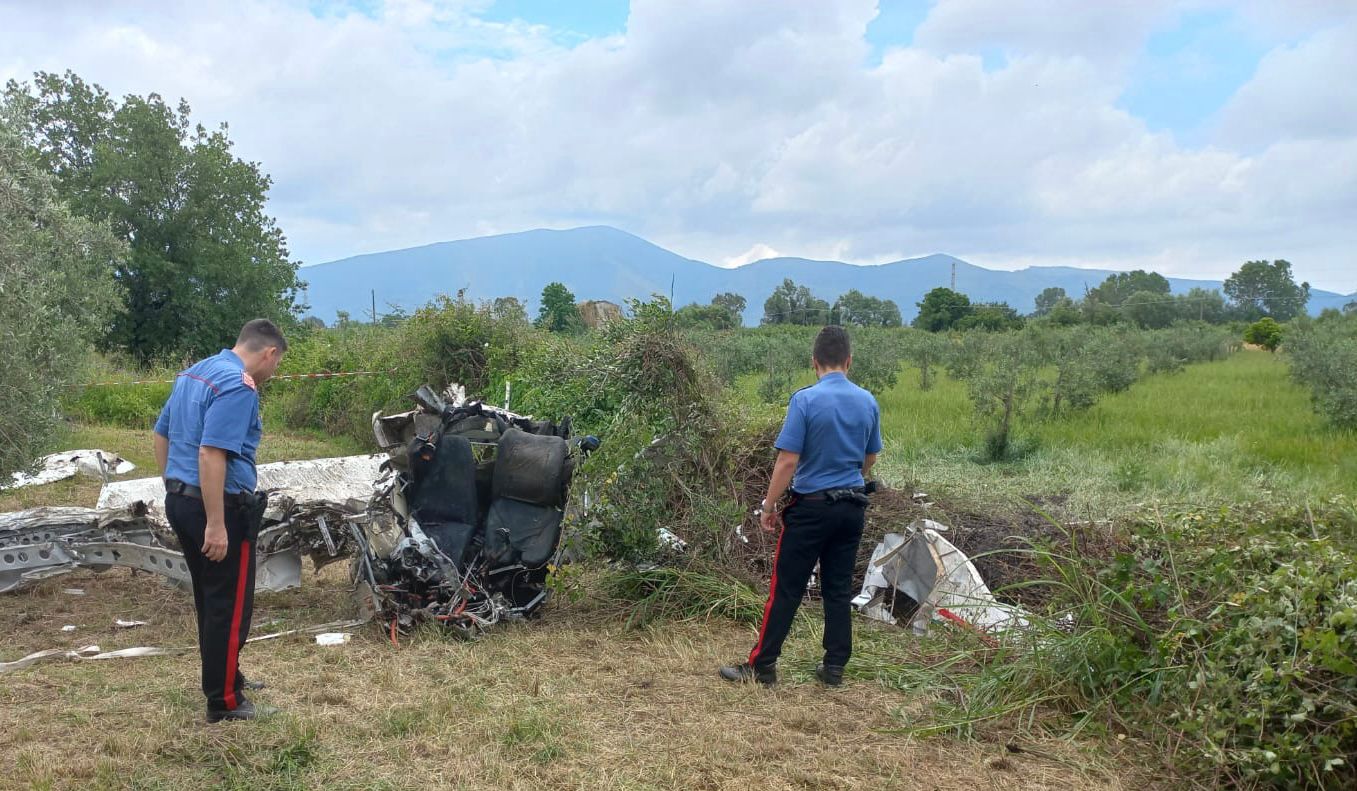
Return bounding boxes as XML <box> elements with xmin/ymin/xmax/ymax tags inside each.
<box><xmin>165</xmin><ymin>479</ymin><xmax>250</xmax><ymax>504</ymax></box>
<box><xmin>795</xmin><ymin>486</ymin><xmax>867</xmax><ymax>502</ymax></box>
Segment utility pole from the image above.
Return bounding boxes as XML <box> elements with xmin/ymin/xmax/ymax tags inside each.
<box><xmin>371</xmin><ymin>289</ymin><xmax>377</xmax><ymax>324</ymax></box>
<box><xmin>951</xmin><ymin>261</ymin><xmax>956</xmax><ymax>291</ymax></box>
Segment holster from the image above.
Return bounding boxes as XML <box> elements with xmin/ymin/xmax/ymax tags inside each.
<box><xmin>237</xmin><ymin>491</ymin><xmax>269</xmax><ymax>541</ymax></box>
<box><xmin>824</xmin><ymin>488</ymin><xmax>871</xmax><ymax>508</ymax></box>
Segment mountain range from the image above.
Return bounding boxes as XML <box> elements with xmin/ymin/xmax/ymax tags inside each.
<box><xmin>300</xmin><ymin>226</ymin><xmax>1354</xmax><ymax>325</ymax></box>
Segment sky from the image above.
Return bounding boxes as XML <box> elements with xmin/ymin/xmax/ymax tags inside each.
<box><xmin>1</xmin><ymin>0</ymin><xmax>1354</xmax><ymax>292</ymax></box>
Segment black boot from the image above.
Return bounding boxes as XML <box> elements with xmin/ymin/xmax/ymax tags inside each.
<box><xmin>718</xmin><ymin>662</ymin><xmax>776</xmax><ymax>686</ymax></box>
<box><xmin>814</xmin><ymin>662</ymin><xmax>844</xmax><ymax>687</ymax></box>
<box><xmin>206</xmin><ymin>699</ymin><xmax>279</xmax><ymax>723</ymax></box>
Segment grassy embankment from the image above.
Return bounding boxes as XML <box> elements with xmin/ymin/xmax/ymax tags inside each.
<box><xmin>1</xmin><ymin>349</ymin><xmax>1348</xmax><ymax>789</ymax></box>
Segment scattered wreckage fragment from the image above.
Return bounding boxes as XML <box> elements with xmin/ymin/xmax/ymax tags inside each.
<box><xmin>853</xmin><ymin>519</ymin><xmax>1031</xmax><ymax>638</ymax></box>
<box><xmin>0</xmin><ymin>384</ymin><xmax>596</xmax><ymax>643</ymax></box>
<box><xmin>5</xmin><ymin>449</ymin><xmax>136</xmax><ymax>489</ymax></box>
<box><xmin>0</xmin><ymin>503</ymin><xmax>184</xmax><ymax>594</ymax></box>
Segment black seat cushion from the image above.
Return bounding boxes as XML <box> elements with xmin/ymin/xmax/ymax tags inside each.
<box><xmin>484</xmin><ymin>499</ymin><xmax>564</xmax><ymax>568</ymax></box>
<box><xmin>409</xmin><ymin>433</ymin><xmax>478</xmax><ymax>526</ymax></box>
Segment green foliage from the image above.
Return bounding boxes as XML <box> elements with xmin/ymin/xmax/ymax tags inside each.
<box><xmin>1226</xmin><ymin>260</ymin><xmax>1311</xmax><ymax>321</ymax></box>
<box><xmin>3</xmin><ymin>71</ymin><xmax>303</xmax><ymax>363</ymax></box>
<box><xmin>66</xmin><ymin>381</ymin><xmax>172</xmax><ymax>429</ymax></box>
<box><xmin>761</xmin><ymin>278</ymin><xmax>830</xmax><ymax>325</ymax></box>
<box><xmin>912</xmin><ymin>287</ymin><xmax>970</xmax><ymax>332</ymax></box>
<box><xmin>1089</xmin><ymin>269</ymin><xmax>1171</xmax><ymax>303</ymax></box>
<box><xmin>832</xmin><ymin>289</ymin><xmax>902</xmax><ymax>327</ymax></box>
<box><xmin>0</xmin><ymin>114</ymin><xmax>122</xmax><ymax>479</ymax></box>
<box><xmin>675</xmin><ymin>301</ymin><xmax>740</xmax><ymax>330</ymax></box>
<box><xmin>1285</xmin><ymin>314</ymin><xmax>1357</xmax><ymax>429</ymax></box>
<box><xmin>711</xmin><ymin>292</ymin><xmax>747</xmax><ymax>318</ymax></box>
<box><xmin>535</xmin><ymin>282</ymin><xmax>582</xmax><ymax>332</ymax></box>
<box><xmin>1032</xmin><ymin>286</ymin><xmax>1069</xmax><ymax>317</ymax></box>
<box><xmin>946</xmin><ymin>330</ymin><xmax>1044</xmax><ymax>460</ymax></box>
<box><xmin>1245</xmin><ymin>317</ymin><xmax>1285</xmax><ymax>352</ymax></box>
<box><xmin>954</xmin><ymin>301</ymin><xmax>1023</xmax><ymax>331</ymax></box>
<box><xmin>1121</xmin><ymin>290</ymin><xmax>1176</xmax><ymax>329</ymax></box>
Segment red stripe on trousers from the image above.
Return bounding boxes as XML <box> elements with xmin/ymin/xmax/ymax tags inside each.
<box><xmin>748</xmin><ymin>523</ymin><xmax>787</xmax><ymax>666</ymax></box>
<box><xmin>222</xmin><ymin>539</ymin><xmax>251</xmax><ymax>710</ymax></box>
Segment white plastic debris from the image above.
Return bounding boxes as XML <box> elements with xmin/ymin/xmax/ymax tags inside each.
<box><xmin>0</xmin><ymin>644</ymin><xmax>181</xmax><ymax>675</ymax></box>
<box><xmin>62</xmin><ymin>588</ymin><xmax>86</xmax><ymax>596</ymax></box>
<box><xmin>6</xmin><ymin>450</ymin><xmax>136</xmax><ymax>489</ymax></box>
<box><xmin>657</xmin><ymin>528</ymin><xmax>687</xmax><ymax>552</ymax></box>
<box><xmin>61</xmin><ymin>625</ymin><xmax>77</xmax><ymax>632</ymax></box>
<box><xmin>97</xmin><ymin>454</ymin><xmax>385</xmax><ymax>526</ymax></box>
<box><xmin>854</xmin><ymin>519</ymin><xmax>1030</xmax><ymax>637</ymax></box>
<box><xmin>114</xmin><ymin>619</ymin><xmax>147</xmax><ymax>628</ymax></box>
<box><xmin>314</xmin><ymin>632</ymin><xmax>352</xmax><ymax>646</ymax></box>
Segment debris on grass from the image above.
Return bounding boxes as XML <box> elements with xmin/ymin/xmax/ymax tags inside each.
<box><xmin>5</xmin><ymin>449</ymin><xmax>136</xmax><ymax>490</ymax></box>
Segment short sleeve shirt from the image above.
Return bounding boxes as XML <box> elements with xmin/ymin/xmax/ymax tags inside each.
<box><xmin>154</xmin><ymin>349</ymin><xmax>262</xmax><ymax>493</ymax></box>
<box><xmin>774</xmin><ymin>372</ymin><xmax>882</xmax><ymax>493</ymax></box>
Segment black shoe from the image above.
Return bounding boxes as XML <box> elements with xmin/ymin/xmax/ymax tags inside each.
<box><xmin>814</xmin><ymin>662</ymin><xmax>844</xmax><ymax>687</ymax></box>
<box><xmin>206</xmin><ymin>700</ymin><xmax>279</xmax><ymax>723</ymax></box>
<box><xmin>718</xmin><ymin>662</ymin><xmax>776</xmax><ymax>686</ymax></box>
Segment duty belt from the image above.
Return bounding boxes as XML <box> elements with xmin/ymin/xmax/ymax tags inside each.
<box><xmin>165</xmin><ymin>478</ymin><xmax>250</xmax><ymax>505</ymax></box>
<box><xmin>796</xmin><ymin>487</ymin><xmax>870</xmax><ymax>506</ymax></box>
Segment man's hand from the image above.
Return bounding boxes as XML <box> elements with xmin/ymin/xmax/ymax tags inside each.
<box><xmin>760</xmin><ymin>505</ymin><xmax>783</xmax><ymax>534</ymax></box>
<box><xmin>203</xmin><ymin>519</ymin><xmax>229</xmax><ymax>562</ymax></box>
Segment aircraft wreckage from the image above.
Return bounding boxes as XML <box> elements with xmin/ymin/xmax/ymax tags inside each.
<box><xmin>3</xmin><ymin>384</ymin><xmax>1032</xmax><ymax>643</ymax></box>
<box><xmin>0</xmin><ymin>385</ymin><xmax>598</xmax><ymax>639</ymax></box>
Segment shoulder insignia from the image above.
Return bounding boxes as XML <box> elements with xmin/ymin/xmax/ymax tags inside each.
<box><xmin>241</xmin><ymin>372</ymin><xmax>257</xmax><ymax>391</ymax></box>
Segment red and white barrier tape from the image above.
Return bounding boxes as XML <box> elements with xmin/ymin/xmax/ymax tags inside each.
<box><xmin>78</xmin><ymin>369</ymin><xmax>393</xmax><ymax>387</ymax></box>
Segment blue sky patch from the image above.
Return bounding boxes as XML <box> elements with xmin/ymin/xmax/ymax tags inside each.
<box><xmin>1119</xmin><ymin>8</ymin><xmax>1270</xmax><ymax>142</ymax></box>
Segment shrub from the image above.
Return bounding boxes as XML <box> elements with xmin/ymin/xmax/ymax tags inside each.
<box><xmin>1284</xmin><ymin>315</ymin><xmax>1357</xmax><ymax>429</ymax></box>
<box><xmin>1245</xmin><ymin>317</ymin><xmax>1285</xmax><ymax>352</ymax></box>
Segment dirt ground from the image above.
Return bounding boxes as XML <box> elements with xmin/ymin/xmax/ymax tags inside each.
<box><xmin>0</xmin><ymin>562</ymin><xmax>1158</xmax><ymax>791</ymax></box>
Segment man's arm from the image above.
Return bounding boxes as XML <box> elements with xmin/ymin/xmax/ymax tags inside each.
<box><xmin>199</xmin><ymin>446</ymin><xmax>230</xmax><ymax>562</ymax></box>
<box><xmin>863</xmin><ymin>452</ymin><xmax>878</xmax><ymax>480</ymax></box>
<box><xmin>760</xmin><ymin>450</ymin><xmax>799</xmax><ymax>532</ymax></box>
<box><xmin>154</xmin><ymin>432</ymin><xmax>169</xmax><ymax>476</ymax></box>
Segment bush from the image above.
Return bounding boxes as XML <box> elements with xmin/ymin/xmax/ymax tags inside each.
<box><xmin>1284</xmin><ymin>315</ymin><xmax>1357</xmax><ymax>429</ymax></box>
<box><xmin>899</xmin><ymin>501</ymin><xmax>1357</xmax><ymax>787</ymax></box>
<box><xmin>65</xmin><ymin>381</ymin><xmax>172</xmax><ymax>428</ymax></box>
<box><xmin>1245</xmin><ymin>317</ymin><xmax>1285</xmax><ymax>352</ymax></box>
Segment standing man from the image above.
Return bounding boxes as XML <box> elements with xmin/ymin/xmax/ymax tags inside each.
<box><xmin>154</xmin><ymin>319</ymin><xmax>286</xmax><ymax>722</ymax></box>
<box><xmin>720</xmin><ymin>326</ymin><xmax>881</xmax><ymax>687</ymax></box>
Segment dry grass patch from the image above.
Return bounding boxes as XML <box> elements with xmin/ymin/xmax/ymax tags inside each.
<box><xmin>0</xmin><ymin>563</ymin><xmax>1155</xmax><ymax>791</ymax></box>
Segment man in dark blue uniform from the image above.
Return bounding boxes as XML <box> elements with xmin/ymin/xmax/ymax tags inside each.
<box><xmin>154</xmin><ymin>319</ymin><xmax>286</xmax><ymax>722</ymax></box>
<box><xmin>720</xmin><ymin>326</ymin><xmax>881</xmax><ymax>687</ymax></box>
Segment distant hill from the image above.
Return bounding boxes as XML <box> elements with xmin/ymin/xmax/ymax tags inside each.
<box><xmin>300</xmin><ymin>226</ymin><xmax>1354</xmax><ymax>325</ymax></box>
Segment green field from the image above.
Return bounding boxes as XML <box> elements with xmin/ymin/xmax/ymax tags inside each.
<box><xmin>3</xmin><ymin>343</ymin><xmax>1354</xmax><ymax>789</ymax></box>
<box><xmin>875</xmin><ymin>349</ymin><xmax>1355</xmax><ymax>517</ymax></box>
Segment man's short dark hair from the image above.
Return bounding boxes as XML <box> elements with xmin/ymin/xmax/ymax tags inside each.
<box><xmin>237</xmin><ymin>318</ymin><xmax>288</xmax><ymax>353</ymax></box>
<box><xmin>813</xmin><ymin>325</ymin><xmax>851</xmax><ymax>368</ymax></box>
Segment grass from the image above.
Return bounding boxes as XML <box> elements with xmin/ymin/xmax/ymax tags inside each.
<box><xmin>0</xmin><ymin>565</ymin><xmax>1143</xmax><ymax>790</ymax></box>
<box><xmin>0</xmin><ymin>421</ymin><xmax>363</xmax><ymax>512</ymax></box>
<box><xmin>5</xmin><ymin>346</ymin><xmax>1347</xmax><ymax>789</ymax></box>
<box><xmin>875</xmin><ymin>350</ymin><xmax>1357</xmax><ymax>518</ymax></box>
<box><xmin>0</xmin><ymin>415</ymin><xmax>1147</xmax><ymax>790</ymax></box>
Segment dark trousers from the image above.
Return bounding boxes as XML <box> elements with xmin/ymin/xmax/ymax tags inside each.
<box><xmin>165</xmin><ymin>493</ymin><xmax>258</xmax><ymax>712</ymax></box>
<box><xmin>748</xmin><ymin>497</ymin><xmax>866</xmax><ymax>669</ymax></box>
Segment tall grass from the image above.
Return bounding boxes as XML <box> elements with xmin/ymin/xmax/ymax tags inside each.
<box><xmin>873</xmin><ymin>350</ymin><xmax>1356</xmax><ymax>516</ymax></box>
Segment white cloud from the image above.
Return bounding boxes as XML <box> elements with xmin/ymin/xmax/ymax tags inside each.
<box><xmin>723</xmin><ymin>243</ymin><xmax>783</xmax><ymax>268</ymax></box>
<box><xmin>0</xmin><ymin>0</ymin><xmax>1353</xmax><ymax>291</ymax></box>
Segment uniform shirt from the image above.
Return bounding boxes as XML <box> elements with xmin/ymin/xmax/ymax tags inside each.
<box><xmin>774</xmin><ymin>371</ymin><xmax>883</xmax><ymax>494</ymax></box>
<box><xmin>154</xmin><ymin>349</ymin><xmax>262</xmax><ymax>494</ymax></box>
